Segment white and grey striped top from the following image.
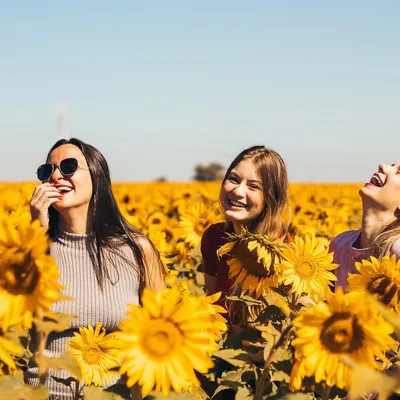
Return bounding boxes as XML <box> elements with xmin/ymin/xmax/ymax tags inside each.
<box><xmin>26</xmin><ymin>230</ymin><xmax>140</xmax><ymax>400</ymax></box>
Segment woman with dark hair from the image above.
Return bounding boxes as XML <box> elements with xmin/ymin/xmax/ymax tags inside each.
<box><xmin>28</xmin><ymin>138</ymin><xmax>164</xmax><ymax>398</ymax></box>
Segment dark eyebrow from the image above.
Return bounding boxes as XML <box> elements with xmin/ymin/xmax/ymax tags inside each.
<box><xmin>248</xmin><ymin>180</ymin><xmax>262</xmax><ymax>186</ymax></box>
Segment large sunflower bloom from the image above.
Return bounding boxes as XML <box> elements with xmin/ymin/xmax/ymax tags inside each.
<box><xmin>0</xmin><ymin>215</ymin><xmax>63</xmax><ymax>329</ymax></box>
<box><xmin>290</xmin><ymin>288</ymin><xmax>395</xmax><ymax>390</ymax></box>
<box><xmin>217</xmin><ymin>230</ymin><xmax>287</xmax><ymax>297</ymax></box>
<box><xmin>278</xmin><ymin>235</ymin><xmax>338</xmax><ymax>301</ymax></box>
<box><xmin>68</xmin><ymin>322</ymin><xmax>121</xmax><ymax>386</ymax></box>
<box><xmin>347</xmin><ymin>254</ymin><xmax>400</xmax><ymax>311</ymax></box>
<box><xmin>179</xmin><ymin>203</ymin><xmax>222</xmax><ymax>248</ymax></box>
<box><xmin>117</xmin><ymin>287</ymin><xmax>219</xmax><ymax>397</ymax></box>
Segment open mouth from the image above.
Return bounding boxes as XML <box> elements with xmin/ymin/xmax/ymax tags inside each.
<box><xmin>228</xmin><ymin>198</ymin><xmax>248</xmax><ymax>210</ymax></box>
<box><xmin>369</xmin><ymin>174</ymin><xmax>384</xmax><ymax>188</ymax></box>
<box><xmin>57</xmin><ymin>186</ymin><xmax>73</xmax><ymax>194</ymax></box>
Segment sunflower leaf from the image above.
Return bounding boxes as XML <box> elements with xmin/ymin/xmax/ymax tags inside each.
<box><xmin>0</xmin><ymin>375</ymin><xmax>48</xmax><ymax>400</ymax></box>
<box><xmin>34</xmin><ymin>312</ymin><xmax>77</xmax><ymax>335</ymax></box>
<box><xmin>347</xmin><ymin>362</ymin><xmax>398</xmax><ymax>400</ymax></box>
<box><xmin>235</xmin><ymin>386</ymin><xmax>252</xmax><ymax>400</ymax></box>
<box><xmin>213</xmin><ymin>349</ymin><xmax>251</xmax><ymax>367</ymax></box>
<box><xmin>226</xmin><ymin>296</ymin><xmax>263</xmax><ymax>306</ymax></box>
<box><xmin>36</xmin><ymin>351</ymin><xmax>81</xmax><ymax>380</ymax></box>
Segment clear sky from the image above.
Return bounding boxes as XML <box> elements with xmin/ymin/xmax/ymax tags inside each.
<box><xmin>1</xmin><ymin>1</ymin><xmax>399</xmax><ymax>182</ymax></box>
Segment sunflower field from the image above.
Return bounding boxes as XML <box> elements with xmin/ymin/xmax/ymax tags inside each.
<box><xmin>0</xmin><ymin>181</ymin><xmax>400</xmax><ymax>399</ymax></box>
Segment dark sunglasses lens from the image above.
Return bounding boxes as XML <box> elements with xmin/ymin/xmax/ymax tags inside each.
<box><xmin>60</xmin><ymin>158</ymin><xmax>78</xmax><ymax>175</ymax></box>
<box><xmin>37</xmin><ymin>164</ymin><xmax>53</xmax><ymax>181</ymax></box>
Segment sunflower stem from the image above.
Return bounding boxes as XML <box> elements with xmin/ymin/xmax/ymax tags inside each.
<box><xmin>254</xmin><ymin>324</ymin><xmax>293</xmax><ymax>399</ymax></box>
<box><xmin>38</xmin><ymin>331</ymin><xmax>48</xmax><ymax>385</ymax></box>
<box><xmin>131</xmin><ymin>383</ymin><xmax>143</xmax><ymax>400</ymax></box>
<box><xmin>322</xmin><ymin>384</ymin><xmax>332</xmax><ymax>400</ymax></box>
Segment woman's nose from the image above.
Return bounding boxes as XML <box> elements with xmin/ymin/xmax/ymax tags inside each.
<box><xmin>49</xmin><ymin>166</ymin><xmax>63</xmax><ymax>182</ymax></box>
<box><xmin>378</xmin><ymin>164</ymin><xmax>389</xmax><ymax>174</ymax></box>
<box><xmin>232</xmin><ymin>183</ymin><xmax>246</xmax><ymax>197</ymax></box>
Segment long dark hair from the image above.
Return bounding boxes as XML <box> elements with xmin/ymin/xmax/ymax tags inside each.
<box><xmin>47</xmin><ymin>138</ymin><xmax>157</xmax><ymax>294</ymax></box>
<box><xmin>220</xmin><ymin>145</ymin><xmax>290</xmax><ymax>239</ymax></box>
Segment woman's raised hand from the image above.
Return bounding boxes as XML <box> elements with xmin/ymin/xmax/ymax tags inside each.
<box><xmin>29</xmin><ymin>183</ymin><xmax>62</xmax><ymax>227</ymax></box>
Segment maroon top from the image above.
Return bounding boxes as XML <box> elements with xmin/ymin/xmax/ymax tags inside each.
<box><xmin>201</xmin><ymin>222</ymin><xmax>235</xmax><ymax>306</ymax></box>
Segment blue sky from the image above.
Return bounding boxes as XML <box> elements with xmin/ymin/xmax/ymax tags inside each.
<box><xmin>1</xmin><ymin>1</ymin><xmax>399</xmax><ymax>182</ymax></box>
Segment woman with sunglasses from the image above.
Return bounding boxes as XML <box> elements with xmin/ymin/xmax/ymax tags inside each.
<box><xmin>28</xmin><ymin>138</ymin><xmax>164</xmax><ymax>399</ymax></box>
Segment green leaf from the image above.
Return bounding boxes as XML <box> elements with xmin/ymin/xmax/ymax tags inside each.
<box><xmin>226</xmin><ymin>296</ymin><xmax>263</xmax><ymax>306</ymax></box>
<box><xmin>347</xmin><ymin>363</ymin><xmax>398</xmax><ymax>400</ymax></box>
<box><xmin>0</xmin><ymin>375</ymin><xmax>48</xmax><ymax>400</ymax></box>
<box><xmin>34</xmin><ymin>313</ymin><xmax>77</xmax><ymax>335</ymax></box>
<box><xmin>235</xmin><ymin>386</ymin><xmax>252</xmax><ymax>400</ymax></box>
<box><xmin>220</xmin><ymin>369</ymin><xmax>245</xmax><ymax>384</ymax></box>
<box><xmin>83</xmin><ymin>385</ymin><xmax>124</xmax><ymax>399</ymax></box>
<box><xmin>211</xmin><ymin>384</ymin><xmax>237</xmax><ymax>399</ymax></box>
<box><xmin>37</xmin><ymin>351</ymin><xmax>81</xmax><ymax>379</ymax></box>
<box><xmin>213</xmin><ymin>349</ymin><xmax>251</xmax><ymax>367</ymax></box>
<box><xmin>148</xmin><ymin>390</ymin><xmax>208</xmax><ymax>399</ymax></box>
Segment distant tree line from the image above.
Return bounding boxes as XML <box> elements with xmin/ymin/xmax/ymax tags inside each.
<box><xmin>153</xmin><ymin>162</ymin><xmax>225</xmax><ymax>182</ymax></box>
<box><xmin>192</xmin><ymin>162</ymin><xmax>225</xmax><ymax>181</ymax></box>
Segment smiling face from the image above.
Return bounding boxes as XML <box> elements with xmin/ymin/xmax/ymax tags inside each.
<box><xmin>220</xmin><ymin>159</ymin><xmax>265</xmax><ymax>229</ymax></box>
<box><xmin>360</xmin><ymin>162</ymin><xmax>400</xmax><ymax>212</ymax></box>
<box><xmin>47</xmin><ymin>144</ymin><xmax>93</xmax><ymax>213</ymax></box>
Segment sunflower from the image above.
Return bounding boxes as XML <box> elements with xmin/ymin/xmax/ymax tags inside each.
<box><xmin>278</xmin><ymin>235</ymin><xmax>338</xmax><ymax>301</ymax></box>
<box><xmin>179</xmin><ymin>203</ymin><xmax>222</xmax><ymax>248</ymax></box>
<box><xmin>0</xmin><ymin>215</ymin><xmax>63</xmax><ymax>329</ymax></box>
<box><xmin>188</xmin><ymin>291</ymin><xmax>228</xmax><ymax>341</ymax></box>
<box><xmin>347</xmin><ymin>255</ymin><xmax>400</xmax><ymax>310</ymax></box>
<box><xmin>0</xmin><ymin>333</ymin><xmax>24</xmax><ymax>376</ymax></box>
<box><xmin>290</xmin><ymin>288</ymin><xmax>395</xmax><ymax>390</ymax></box>
<box><xmin>217</xmin><ymin>229</ymin><xmax>287</xmax><ymax>297</ymax></box>
<box><xmin>117</xmin><ymin>287</ymin><xmax>220</xmax><ymax>397</ymax></box>
<box><xmin>68</xmin><ymin>322</ymin><xmax>121</xmax><ymax>386</ymax></box>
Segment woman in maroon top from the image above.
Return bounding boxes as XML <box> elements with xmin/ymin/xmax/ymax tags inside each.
<box><xmin>201</xmin><ymin>145</ymin><xmax>290</xmax><ymax>322</ymax></box>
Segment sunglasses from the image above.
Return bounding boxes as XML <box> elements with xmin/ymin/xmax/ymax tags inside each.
<box><xmin>36</xmin><ymin>158</ymin><xmax>89</xmax><ymax>182</ymax></box>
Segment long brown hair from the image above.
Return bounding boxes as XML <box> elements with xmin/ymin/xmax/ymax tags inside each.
<box><xmin>220</xmin><ymin>146</ymin><xmax>290</xmax><ymax>324</ymax></box>
<box><xmin>221</xmin><ymin>145</ymin><xmax>290</xmax><ymax>238</ymax></box>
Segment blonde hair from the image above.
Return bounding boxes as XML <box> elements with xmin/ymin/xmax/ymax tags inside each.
<box><xmin>370</xmin><ymin>218</ymin><xmax>400</xmax><ymax>259</ymax></box>
<box><xmin>221</xmin><ymin>145</ymin><xmax>290</xmax><ymax>239</ymax></box>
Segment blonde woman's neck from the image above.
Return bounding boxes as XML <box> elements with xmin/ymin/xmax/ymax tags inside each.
<box><xmin>361</xmin><ymin>207</ymin><xmax>394</xmax><ymax>248</ymax></box>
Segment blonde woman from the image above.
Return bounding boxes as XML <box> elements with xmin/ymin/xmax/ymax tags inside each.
<box><xmin>330</xmin><ymin>162</ymin><xmax>400</xmax><ymax>290</ymax></box>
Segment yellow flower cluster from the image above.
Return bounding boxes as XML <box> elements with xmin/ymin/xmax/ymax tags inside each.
<box><xmin>2</xmin><ymin>181</ymin><xmax>392</xmax><ymax>398</ymax></box>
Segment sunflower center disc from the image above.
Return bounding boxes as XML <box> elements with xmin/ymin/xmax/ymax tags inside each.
<box><xmin>294</xmin><ymin>256</ymin><xmax>317</xmax><ymax>279</ymax></box>
<box><xmin>1</xmin><ymin>253</ymin><xmax>39</xmax><ymax>295</ymax></box>
<box><xmin>234</xmin><ymin>243</ymin><xmax>271</xmax><ymax>277</ymax></box>
<box><xmin>83</xmin><ymin>344</ymin><xmax>102</xmax><ymax>364</ymax></box>
<box><xmin>367</xmin><ymin>275</ymin><xmax>398</xmax><ymax>305</ymax></box>
<box><xmin>320</xmin><ymin>312</ymin><xmax>363</xmax><ymax>353</ymax></box>
<box><xmin>143</xmin><ymin>319</ymin><xmax>182</xmax><ymax>360</ymax></box>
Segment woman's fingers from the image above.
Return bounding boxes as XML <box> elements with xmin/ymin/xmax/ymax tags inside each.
<box><xmin>30</xmin><ymin>183</ymin><xmax>62</xmax><ymax>227</ymax></box>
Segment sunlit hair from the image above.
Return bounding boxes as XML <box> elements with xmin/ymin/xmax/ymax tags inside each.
<box><xmin>370</xmin><ymin>218</ymin><xmax>400</xmax><ymax>259</ymax></box>
<box><xmin>46</xmin><ymin>138</ymin><xmax>161</xmax><ymax>294</ymax></box>
<box><xmin>220</xmin><ymin>145</ymin><xmax>290</xmax><ymax>239</ymax></box>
